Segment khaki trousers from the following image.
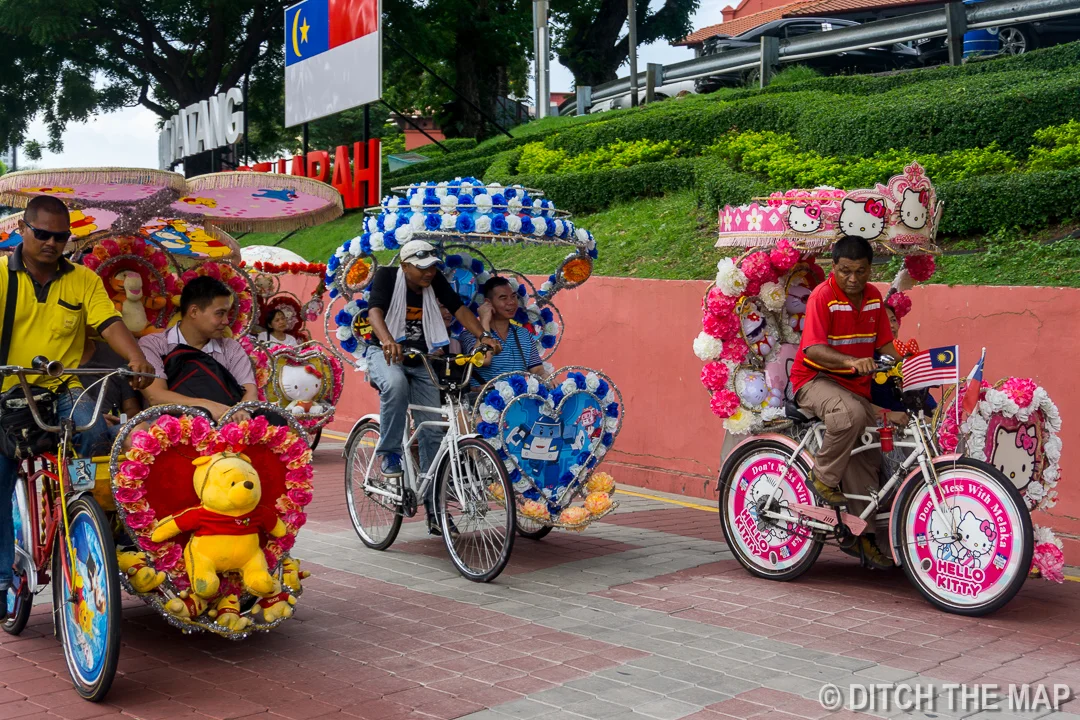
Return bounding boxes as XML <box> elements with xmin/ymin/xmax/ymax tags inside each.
<box><xmin>796</xmin><ymin>377</ymin><xmax>881</xmax><ymax>517</ymax></box>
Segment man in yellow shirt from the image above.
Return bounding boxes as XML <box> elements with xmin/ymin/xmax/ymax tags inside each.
<box><xmin>0</xmin><ymin>195</ymin><xmax>154</xmax><ymax>620</ymax></box>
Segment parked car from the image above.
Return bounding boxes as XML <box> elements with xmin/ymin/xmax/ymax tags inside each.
<box><xmin>915</xmin><ymin>17</ymin><xmax>1080</xmax><ymax>64</ymax></box>
<box><xmin>694</xmin><ymin>17</ymin><xmax>920</xmax><ymax>93</ymax></box>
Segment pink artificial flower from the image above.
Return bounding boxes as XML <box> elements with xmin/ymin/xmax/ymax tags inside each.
<box><xmin>283</xmin><ymin>510</ymin><xmax>308</xmax><ymax>529</ymax></box>
<box><xmin>247</xmin><ymin>415</ymin><xmax>270</xmax><ymax>443</ymax></box>
<box><xmin>173</xmin><ymin>575</ymin><xmax>191</xmax><ymax>591</ymax></box>
<box><xmin>83</xmin><ymin>255</ymin><xmax>101</xmax><ymax>271</ymax></box>
<box><xmin>156</xmin><ymin>544</ymin><xmax>183</xmax><ymax>571</ymax></box>
<box><xmin>741</xmin><ymin>252</ymin><xmax>775</xmax><ymax>283</ymax></box>
<box><xmin>165</xmin><ymin>276</ymin><xmax>179</xmax><ymax>295</ymax></box>
<box><xmin>744</xmin><ymin>279</ymin><xmax>762</xmax><ymax>298</ymax></box>
<box><xmin>287</xmin><ymin>488</ymin><xmax>313</xmax><ymax>506</ymax></box>
<box><xmin>1002</xmin><ymin>377</ymin><xmax>1037</xmax><ymax>409</ymax></box>
<box><xmin>219</xmin><ymin>423</ymin><xmax>247</xmax><ymax>449</ymax></box>
<box><xmin>904</xmin><ymin>254</ymin><xmax>936</xmax><ymax>282</ymax></box>
<box><xmin>189</xmin><ymin>416</ymin><xmax>213</xmax><ymax>446</ymax></box>
<box><xmin>700</xmin><ymin>362</ymin><xmax>730</xmax><ymax>393</ymax></box>
<box><xmin>280</xmin><ymin>441</ymin><xmax>307</xmax><ymax>465</ymax></box>
<box><xmin>150</xmin><ymin>252</ymin><xmax>168</xmax><ymax>271</ymax></box>
<box><xmin>203</xmin><ymin>263</ymin><xmax>222</xmax><ymax>280</ymax></box>
<box><xmin>238</xmin><ymin>297</ymin><xmax>254</xmax><ymax>314</ymax></box>
<box><xmin>263</xmin><ymin>548</ymin><xmax>280</xmax><ymax>568</ymax></box>
<box><xmin>114</xmin><ymin>486</ymin><xmax>146</xmax><ymax>504</ymax></box>
<box><xmin>770</xmin><ymin>240</ymin><xmax>799</xmax><ymax>274</ymax></box>
<box><xmin>267</xmin><ymin>426</ymin><xmax>292</xmax><ymax>447</ymax></box>
<box><xmin>703</xmin><ymin>312</ymin><xmax>738</xmax><ymax>341</ymax></box>
<box><xmin>102</xmin><ymin>238</ymin><xmax>120</xmax><ymax>256</ymax></box>
<box><xmin>275</xmin><ymin>534</ymin><xmax>296</xmax><ymax>552</ymax></box>
<box><xmin>132</xmin><ymin>237</ymin><xmax>147</xmax><ymax>255</ymax></box>
<box><xmin>706</xmin><ymin>287</ymin><xmax>737</xmax><ymax>317</ymax></box>
<box><xmin>130</xmin><ymin>431</ymin><xmax>162</xmax><ymax>456</ymax></box>
<box><xmin>228</xmin><ymin>275</ymin><xmax>247</xmax><ymax>293</ymax></box>
<box><xmin>1032</xmin><ymin>543</ymin><xmax>1065</xmax><ymax>583</ymax></box>
<box><xmin>154</xmin><ymin>415</ymin><xmax>183</xmax><ymax>445</ymax></box>
<box><xmin>885</xmin><ymin>291</ymin><xmax>912</xmax><ymax>320</ymax></box>
<box><xmin>118</xmin><ymin>460</ymin><xmax>150</xmax><ymax>481</ymax></box>
<box><xmin>138</xmin><ymin>537</ymin><xmax>164</xmax><ymax>553</ymax></box>
<box><xmin>286</xmin><ymin>466</ymin><xmax>313</xmax><ymax>483</ymax></box>
<box><xmin>181</xmin><ymin>270</ymin><xmax>198</xmax><ymax>284</ymax></box>
<box><xmin>721</xmin><ymin>337</ymin><xmax>749</xmax><ymax>364</ymax></box>
<box><xmin>126</xmin><ymin>510</ymin><xmax>156</xmax><ymax>530</ymax></box>
<box><xmin>710</xmin><ymin>389</ymin><xmax>741</xmax><ymax>419</ymax></box>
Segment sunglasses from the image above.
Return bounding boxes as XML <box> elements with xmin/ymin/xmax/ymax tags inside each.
<box><xmin>404</xmin><ymin>249</ymin><xmax>438</xmax><ymax>261</ymax></box>
<box><xmin>22</xmin><ymin>221</ymin><xmax>72</xmax><ymax>245</ymax></box>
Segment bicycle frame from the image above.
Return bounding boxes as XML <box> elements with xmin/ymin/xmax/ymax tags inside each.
<box><xmin>757</xmin><ymin>412</ymin><xmax>958</xmax><ymax>539</ymax></box>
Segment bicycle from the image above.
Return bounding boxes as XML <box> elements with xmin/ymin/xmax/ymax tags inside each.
<box><xmin>343</xmin><ymin>349</ymin><xmax>517</xmax><ymax>582</ymax></box>
<box><xmin>717</xmin><ymin>358</ymin><xmax>1033</xmax><ymax>616</ymax></box>
<box><xmin>1</xmin><ymin>356</ymin><xmax>156</xmax><ymax>701</ymax></box>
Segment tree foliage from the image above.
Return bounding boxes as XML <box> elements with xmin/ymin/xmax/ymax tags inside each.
<box><xmin>551</xmin><ymin>0</ymin><xmax>699</xmax><ymax>88</ymax></box>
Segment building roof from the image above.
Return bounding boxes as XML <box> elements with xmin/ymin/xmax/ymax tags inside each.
<box><xmin>676</xmin><ymin>0</ymin><xmax>936</xmax><ymax>46</ymax></box>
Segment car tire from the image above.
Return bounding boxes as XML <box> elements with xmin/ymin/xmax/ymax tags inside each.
<box><xmin>998</xmin><ymin>25</ymin><xmax>1038</xmax><ymax>54</ymax></box>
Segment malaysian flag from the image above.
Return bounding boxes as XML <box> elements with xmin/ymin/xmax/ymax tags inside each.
<box><xmin>901</xmin><ymin>346</ymin><xmax>960</xmax><ymax>392</ymax></box>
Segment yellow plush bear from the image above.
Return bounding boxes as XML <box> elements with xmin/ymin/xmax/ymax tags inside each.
<box><xmin>150</xmin><ymin>451</ymin><xmax>287</xmax><ymax>600</ymax></box>
<box><xmin>208</xmin><ymin>594</ymin><xmax>252</xmax><ymax>632</ymax></box>
<box><xmin>164</xmin><ymin>590</ymin><xmax>207</xmax><ymax>620</ymax></box>
<box><xmin>116</xmin><ymin>550</ymin><xmax>166</xmax><ymax>593</ymax></box>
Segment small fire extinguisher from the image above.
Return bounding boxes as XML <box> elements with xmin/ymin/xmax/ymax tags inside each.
<box><xmin>879</xmin><ymin>412</ymin><xmax>894</xmax><ymax>452</ymax></box>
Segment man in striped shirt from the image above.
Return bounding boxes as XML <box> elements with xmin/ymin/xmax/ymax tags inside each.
<box><xmin>789</xmin><ymin>236</ymin><xmax>905</xmax><ymax>569</ymax></box>
<box><xmin>462</xmin><ymin>277</ymin><xmax>543</xmax><ymax>384</ymax></box>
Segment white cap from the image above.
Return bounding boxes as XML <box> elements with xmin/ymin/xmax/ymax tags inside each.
<box><xmin>399</xmin><ymin>239</ymin><xmax>439</xmax><ymax>269</ymax></box>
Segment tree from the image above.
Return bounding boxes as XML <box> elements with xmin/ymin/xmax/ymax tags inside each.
<box><xmin>552</xmin><ymin>0</ymin><xmax>699</xmax><ymax>88</ymax></box>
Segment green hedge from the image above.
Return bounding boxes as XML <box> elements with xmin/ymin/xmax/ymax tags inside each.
<box><xmin>483</xmin><ymin>148</ymin><xmax>524</xmax><ymax>183</ymax></box>
<box><xmin>507</xmin><ymin>158</ymin><xmax>698</xmax><ymax>212</ymax></box>
<box><xmin>938</xmin><ymin>168</ymin><xmax>1080</xmax><ymax>235</ymax></box>
<box><xmin>693</xmin><ymin>156</ymin><xmax>771</xmax><ymax>213</ymax></box>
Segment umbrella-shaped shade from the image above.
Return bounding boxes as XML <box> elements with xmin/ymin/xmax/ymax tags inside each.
<box><xmin>170</xmin><ymin>173</ymin><xmax>343</xmax><ymax>233</ymax></box>
<box><xmin>241</xmin><ymin>245</ymin><xmax>308</xmax><ymax>265</ymax></box>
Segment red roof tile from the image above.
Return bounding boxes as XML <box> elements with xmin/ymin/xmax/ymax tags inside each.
<box><xmin>676</xmin><ymin>0</ymin><xmax>935</xmax><ymax>46</ymax></box>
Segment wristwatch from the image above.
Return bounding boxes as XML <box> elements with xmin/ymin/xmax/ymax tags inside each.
<box><xmin>480</xmin><ymin>331</ymin><xmax>496</xmax><ymax>341</ymax></box>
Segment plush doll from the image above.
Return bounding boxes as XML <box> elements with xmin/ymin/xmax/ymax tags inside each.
<box><xmin>116</xmin><ymin>550</ymin><xmax>166</xmax><ymax>593</ymax></box>
<box><xmin>252</xmin><ymin>591</ymin><xmax>297</xmax><ymax>623</ymax></box>
<box><xmin>110</xmin><ymin>271</ymin><xmax>166</xmax><ymax>337</ymax></box>
<box><xmin>282</xmin><ymin>557</ymin><xmax>309</xmax><ymax>593</ymax></box>
<box><xmin>150</xmin><ymin>451</ymin><xmax>287</xmax><ymax>599</ymax></box>
<box><xmin>208</xmin><ymin>594</ymin><xmax>251</xmax><ymax>632</ymax></box>
<box><xmin>282</xmin><ymin>364</ymin><xmax>328</xmax><ymax>416</ymax></box>
<box><xmin>164</xmin><ymin>590</ymin><xmax>207</xmax><ymax>620</ymax></box>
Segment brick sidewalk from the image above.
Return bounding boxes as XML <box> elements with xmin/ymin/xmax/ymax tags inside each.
<box><xmin>2</xmin><ymin>442</ymin><xmax>1078</xmax><ymax>720</ymax></box>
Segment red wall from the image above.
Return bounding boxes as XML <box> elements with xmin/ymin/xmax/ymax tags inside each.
<box><xmin>286</xmin><ymin>276</ymin><xmax>1080</xmax><ymax>555</ymax></box>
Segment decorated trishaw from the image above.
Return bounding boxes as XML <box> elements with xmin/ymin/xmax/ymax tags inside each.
<box><xmin>0</xmin><ymin>168</ymin><xmax>342</xmax><ymax>701</ymax></box>
<box><xmin>695</xmin><ymin>164</ymin><xmax>1060</xmax><ymax>615</ymax></box>
<box><xmin>239</xmin><ymin>246</ymin><xmax>343</xmax><ymax>448</ymax></box>
<box><xmin>323</xmin><ymin>178</ymin><xmax>624</xmax><ymax>581</ymax></box>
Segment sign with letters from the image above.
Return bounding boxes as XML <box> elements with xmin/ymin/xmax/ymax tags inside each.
<box><xmin>158</xmin><ymin>88</ymin><xmax>245</xmax><ymax>169</ymax></box>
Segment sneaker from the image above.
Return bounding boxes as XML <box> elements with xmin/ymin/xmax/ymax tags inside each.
<box><xmin>841</xmin><ymin>537</ymin><xmax>895</xmax><ymax>570</ymax></box>
<box><xmin>810</xmin><ymin>474</ymin><xmax>848</xmax><ymax>506</ymax></box>
<box><xmin>427</xmin><ymin>514</ymin><xmax>460</xmax><ymax>540</ymax></box>
<box><xmin>380</xmin><ymin>454</ymin><xmax>403</xmax><ymax>478</ymax></box>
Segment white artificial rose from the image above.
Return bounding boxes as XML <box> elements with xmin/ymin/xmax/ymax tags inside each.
<box><xmin>371</xmin><ymin>233</ymin><xmax>385</xmax><ymax>252</ymax></box>
<box><xmin>760</xmin><ymin>282</ymin><xmax>786</xmax><ymax>312</ymax></box>
<box><xmin>1043</xmin><ymin>466</ymin><xmax>1060</xmax><ymax>483</ymax></box>
<box><xmin>496</xmin><ymin>382</ymin><xmax>514</xmax><ymax>403</ymax></box>
<box><xmin>568</xmin><ymin>464</ymin><xmax>582</xmax><ymax>478</ymax></box>
<box><xmin>475</xmin><ymin>194</ymin><xmax>493</xmax><ymax>212</ymax></box>
<box><xmin>576</xmin><ymin>228</ymin><xmax>591</xmax><ymax>244</ymax></box>
<box><xmin>561</xmin><ymin>379</ymin><xmax>577</xmax><ymax>395</ymax></box>
<box><xmin>474</xmin><ymin>215</ymin><xmax>492</xmax><ymax>233</ymax></box>
<box><xmin>693</xmin><ymin>332</ymin><xmax>724</xmax><ymax>361</ymax></box>
<box><xmin>541</xmin><ymin>399</ymin><xmax>556</xmax><ymax>416</ymax></box>
<box><xmin>395</xmin><ymin>226</ymin><xmax>413</xmax><ymax>245</ymax></box>
<box><xmin>487</xmin><ymin>183</ymin><xmax>503</xmax><ymax>193</ymax></box>
<box><xmin>435</xmin><ymin>182</ymin><xmax>448</xmax><ymax>198</ymax></box>
<box><xmin>336</xmin><ymin>326</ymin><xmax>352</xmax><ymax>341</ymax></box>
<box><xmin>544</xmin><ymin>322</ymin><xmax>558</xmax><ymax>335</ymax></box>
<box><xmin>1045</xmin><ymin>435</ymin><xmax>1062</xmax><ymax>462</ymax></box>
<box><xmin>410</xmin><ymin>194</ymin><xmax>423</xmax><ymax>211</ymax></box>
<box><xmin>1026</xmin><ymin>482</ymin><xmax>1047</xmax><ymax>502</ymax></box>
<box><xmin>364</xmin><ymin>217</ymin><xmax>376</xmax><ymax>233</ymax></box>
<box><xmin>533</xmin><ymin>217</ymin><xmax>548</xmax><ymax>236</ymax></box>
<box><xmin>603</xmin><ymin>389</ymin><xmax>616</xmax><ymax>404</ymax></box>
<box><xmin>507</xmin><ymin>214</ymin><xmax>522</xmax><ymax>233</ymax></box>
<box><xmin>383</xmin><ymin>212</ymin><xmax>399</xmax><ymax>230</ymax></box>
<box><xmin>540</xmin><ymin>281</ymin><xmax>553</xmax><ymax>293</ymax></box>
<box><xmin>348</xmin><ymin>237</ymin><xmax>362</xmax><ymax>256</ymax></box>
<box><xmin>440</xmin><ymin>195</ymin><xmax>458</xmax><ymax>212</ymax></box>
<box><xmin>585</xmin><ymin>372</ymin><xmax>600</xmax><ymax>392</ymax></box>
<box><xmin>605</xmin><ymin>417</ymin><xmax>619</xmax><ymax>431</ymax></box>
<box><xmin>480</xmin><ymin>405</ymin><xmax>500</xmax><ymax>423</ymax></box>
<box><xmin>554</xmin><ymin>220</ymin><xmax>565</xmax><ymax>237</ymax></box>
<box><xmin>526</xmin><ymin>376</ymin><xmax>540</xmax><ymax>394</ymax></box>
<box><xmin>543</xmin><ymin>362</ymin><xmax>555</xmax><ymax>375</ymax></box>
<box><xmin>595</xmin><ymin>444</ymin><xmax>608</xmax><ymax>458</ymax></box>
<box><xmin>441</xmin><ymin>213</ymin><xmax>456</xmax><ymax>230</ymax></box>
<box><xmin>508</xmin><ymin>197</ymin><xmax>523</xmax><ymax>213</ymax></box>
<box><xmin>409</xmin><ymin>213</ymin><xmax>425</xmax><ymax>230</ymax></box>
<box><xmin>715</xmin><ymin>258</ymin><xmax>748</xmax><ymax>297</ymax></box>
<box><xmin>527</xmin><ymin>308</ymin><xmax>541</xmax><ymax>323</ymax></box>
<box><xmin>354</xmin><ymin>355</ymin><xmax>369</xmax><ymax>371</ymax></box>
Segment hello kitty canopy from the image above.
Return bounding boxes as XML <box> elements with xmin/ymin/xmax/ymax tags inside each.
<box><xmin>716</xmin><ymin>163</ymin><xmax>942</xmax><ymax>254</ymax></box>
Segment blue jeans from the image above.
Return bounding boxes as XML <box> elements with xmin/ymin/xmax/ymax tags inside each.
<box><xmin>364</xmin><ymin>347</ymin><xmax>444</xmax><ymax>508</ymax></box>
<box><xmin>0</xmin><ymin>387</ymin><xmax>109</xmax><ymax>589</ymax></box>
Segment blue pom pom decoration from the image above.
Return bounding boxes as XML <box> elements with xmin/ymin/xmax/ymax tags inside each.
<box><xmin>470</xmin><ymin>259</ymin><xmax>485</xmax><ymax>274</ymax></box>
<box><xmin>445</xmin><ymin>254</ymin><xmax>463</xmax><ymax>268</ymax></box>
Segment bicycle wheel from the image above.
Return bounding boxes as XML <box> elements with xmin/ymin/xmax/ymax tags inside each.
<box><xmin>344</xmin><ymin>421</ymin><xmax>403</xmax><ymax>550</ymax></box>
<box><xmin>718</xmin><ymin>439</ymin><xmax>823</xmax><ymax>581</ymax></box>
<box><xmin>516</xmin><ymin>512</ymin><xmax>553</xmax><ymax>541</ymax></box>
<box><xmin>437</xmin><ymin>438</ymin><xmax>515</xmax><ymax>582</ymax></box>
<box><xmin>894</xmin><ymin>457</ymin><xmax>1033</xmax><ymax>616</ymax></box>
<box><xmin>309</xmin><ymin>428</ymin><xmax>322</xmax><ymax>451</ymax></box>
<box><xmin>4</xmin><ymin>482</ymin><xmax>33</xmax><ymax>636</ymax></box>
<box><xmin>53</xmin><ymin>497</ymin><xmax>121</xmax><ymax>702</ymax></box>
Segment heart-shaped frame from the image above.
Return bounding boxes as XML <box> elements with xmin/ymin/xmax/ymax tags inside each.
<box><xmin>110</xmin><ymin>402</ymin><xmax>312</xmax><ymax>638</ymax></box>
<box><xmin>262</xmin><ymin>341</ymin><xmax>344</xmax><ymax>431</ymax></box>
<box><xmin>475</xmin><ymin>367</ymin><xmax>623</xmax><ymax>513</ymax></box>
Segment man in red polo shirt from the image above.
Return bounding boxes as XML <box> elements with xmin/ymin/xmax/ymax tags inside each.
<box><xmin>790</xmin><ymin>236</ymin><xmax>905</xmax><ymax>569</ymax></box>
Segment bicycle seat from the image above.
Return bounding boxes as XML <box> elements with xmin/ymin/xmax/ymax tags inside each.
<box><xmin>785</xmin><ymin>402</ymin><xmax>817</xmax><ymax>424</ymax></box>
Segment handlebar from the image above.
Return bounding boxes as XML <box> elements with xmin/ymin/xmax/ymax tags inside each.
<box><xmin>402</xmin><ymin>347</ymin><xmax>490</xmax><ymax>390</ymax></box>
<box><xmin>0</xmin><ymin>357</ymin><xmax>159</xmax><ymax>435</ymax></box>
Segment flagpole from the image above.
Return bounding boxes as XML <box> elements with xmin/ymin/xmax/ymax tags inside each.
<box><xmin>955</xmin><ymin>344</ymin><xmax>960</xmax><ymax>432</ymax></box>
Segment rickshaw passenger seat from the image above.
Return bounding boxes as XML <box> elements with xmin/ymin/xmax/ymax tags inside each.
<box><xmin>785</xmin><ymin>402</ymin><xmax>817</xmax><ymax>424</ymax></box>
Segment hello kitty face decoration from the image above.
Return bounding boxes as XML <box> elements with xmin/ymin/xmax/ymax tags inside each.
<box><xmin>736</xmin><ymin>297</ymin><xmax>780</xmax><ymax>361</ymax></box>
<box><xmin>716</xmin><ymin>163</ymin><xmax>940</xmax><ymax>252</ymax></box>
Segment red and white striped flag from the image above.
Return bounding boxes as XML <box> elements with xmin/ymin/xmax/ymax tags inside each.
<box><xmin>901</xmin><ymin>345</ymin><xmax>960</xmax><ymax>392</ymax></box>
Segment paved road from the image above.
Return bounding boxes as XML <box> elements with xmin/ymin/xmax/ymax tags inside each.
<box><xmin>2</xmin><ymin>440</ymin><xmax>1078</xmax><ymax>720</ymax></box>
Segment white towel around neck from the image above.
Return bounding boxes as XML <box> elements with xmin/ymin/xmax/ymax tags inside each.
<box><xmin>385</xmin><ymin>267</ymin><xmax>450</xmax><ymax>352</ymax></box>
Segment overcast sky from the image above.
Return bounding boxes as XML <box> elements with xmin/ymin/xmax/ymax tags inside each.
<box><xmin>20</xmin><ymin>0</ymin><xmax>730</xmax><ymax>170</ymax></box>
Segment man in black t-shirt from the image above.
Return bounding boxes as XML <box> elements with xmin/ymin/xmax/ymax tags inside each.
<box><xmin>366</xmin><ymin>240</ymin><xmax>502</xmax><ymax>534</ymax></box>
<box><xmin>80</xmin><ymin>337</ymin><xmax>144</xmax><ymax>455</ymax></box>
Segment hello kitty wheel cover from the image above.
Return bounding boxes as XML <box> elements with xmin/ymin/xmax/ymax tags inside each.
<box><xmin>724</xmin><ymin>450</ymin><xmax>817</xmax><ymax>572</ymax></box>
<box><xmin>902</xmin><ymin>469</ymin><xmax>1026</xmax><ymax>607</ymax></box>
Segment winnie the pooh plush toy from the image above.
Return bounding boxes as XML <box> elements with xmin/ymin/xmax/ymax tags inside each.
<box><xmin>116</xmin><ymin>550</ymin><xmax>166</xmax><ymax>593</ymax></box>
<box><xmin>150</xmin><ymin>451</ymin><xmax>286</xmax><ymax>599</ymax></box>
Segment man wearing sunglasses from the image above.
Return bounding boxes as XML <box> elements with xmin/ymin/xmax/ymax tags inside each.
<box><xmin>0</xmin><ymin>195</ymin><xmax>156</xmax><ymax>620</ymax></box>
<box><xmin>366</xmin><ymin>239</ymin><xmax>502</xmax><ymax>535</ymax></box>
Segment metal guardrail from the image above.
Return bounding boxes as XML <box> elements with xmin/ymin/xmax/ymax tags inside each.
<box><xmin>559</xmin><ymin>0</ymin><xmax>1080</xmax><ymax>115</ymax></box>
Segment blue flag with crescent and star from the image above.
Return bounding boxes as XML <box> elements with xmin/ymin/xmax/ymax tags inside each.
<box><xmin>286</xmin><ymin>0</ymin><xmax>330</xmax><ymax>66</ymax></box>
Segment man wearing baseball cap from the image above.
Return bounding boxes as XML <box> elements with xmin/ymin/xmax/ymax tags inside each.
<box><xmin>366</xmin><ymin>240</ymin><xmax>502</xmax><ymax>534</ymax></box>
